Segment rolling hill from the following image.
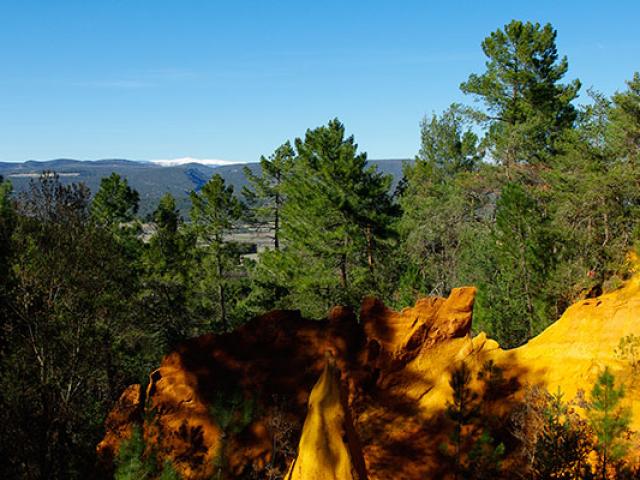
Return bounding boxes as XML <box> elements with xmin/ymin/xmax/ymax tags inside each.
<box><xmin>0</xmin><ymin>158</ymin><xmax>409</xmax><ymax>216</ymax></box>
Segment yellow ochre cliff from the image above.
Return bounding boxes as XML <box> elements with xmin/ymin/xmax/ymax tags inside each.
<box><xmin>99</xmin><ymin>273</ymin><xmax>640</xmax><ymax>479</ymax></box>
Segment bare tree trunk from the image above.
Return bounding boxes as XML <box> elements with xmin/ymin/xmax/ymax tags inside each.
<box><xmin>365</xmin><ymin>225</ymin><xmax>374</xmax><ymax>274</ymax></box>
<box><xmin>274</xmin><ymin>192</ymin><xmax>280</xmax><ymax>251</ymax></box>
<box><xmin>274</xmin><ymin>175</ymin><xmax>281</xmax><ymax>251</ymax></box>
<box><xmin>216</xmin><ymin>240</ymin><xmax>227</xmax><ymax>329</ymax></box>
<box><xmin>339</xmin><ymin>236</ymin><xmax>348</xmax><ymax>289</ymax></box>
<box><xmin>602</xmin><ymin>206</ymin><xmax>610</xmax><ymax>248</ymax></box>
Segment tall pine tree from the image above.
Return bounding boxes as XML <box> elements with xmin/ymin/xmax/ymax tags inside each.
<box><xmin>242</xmin><ymin>141</ymin><xmax>294</xmax><ymax>251</ymax></box>
<box><xmin>91</xmin><ymin>172</ymin><xmax>140</xmax><ymax>227</ymax></box>
<box><xmin>587</xmin><ymin>368</ymin><xmax>632</xmax><ymax>479</ymax></box>
<box><xmin>461</xmin><ymin>20</ymin><xmax>580</xmax><ymax>169</ymax></box>
<box><xmin>190</xmin><ymin>174</ymin><xmax>245</xmax><ymax>329</ymax></box>
<box><xmin>267</xmin><ymin>119</ymin><xmax>398</xmax><ymax>316</ymax></box>
<box><xmin>141</xmin><ymin>193</ymin><xmax>196</xmax><ymax>348</ymax></box>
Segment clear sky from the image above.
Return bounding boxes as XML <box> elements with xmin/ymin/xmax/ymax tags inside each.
<box><xmin>1</xmin><ymin>0</ymin><xmax>638</xmax><ymax>163</ymax></box>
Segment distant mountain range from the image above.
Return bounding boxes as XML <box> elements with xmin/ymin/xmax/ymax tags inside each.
<box><xmin>0</xmin><ymin>158</ymin><xmax>410</xmax><ymax>216</ymax></box>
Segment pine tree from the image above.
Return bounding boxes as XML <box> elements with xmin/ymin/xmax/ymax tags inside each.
<box><xmin>607</xmin><ymin>73</ymin><xmax>640</xmax><ymax>258</ymax></box>
<box><xmin>533</xmin><ymin>389</ymin><xmax>592</xmax><ymax>480</ymax></box>
<box><xmin>0</xmin><ymin>176</ymin><xmax>15</xmax><ymax>369</ymax></box>
<box><xmin>546</xmin><ymin>84</ymin><xmax>640</xmax><ymax>309</ymax></box>
<box><xmin>148</xmin><ymin>193</ymin><xmax>194</xmax><ymax>277</ymax></box>
<box><xmin>461</xmin><ymin>20</ymin><xmax>580</xmax><ymax>169</ymax></box>
<box><xmin>440</xmin><ymin>361</ymin><xmax>507</xmax><ymax>480</ymax></box>
<box><xmin>444</xmin><ymin>362</ymin><xmax>478</xmax><ymax>480</ymax></box>
<box><xmin>243</xmin><ymin>141</ymin><xmax>294</xmax><ymax>251</ymax></box>
<box><xmin>114</xmin><ymin>426</ymin><xmax>155</xmax><ymax>480</ymax></box>
<box><xmin>141</xmin><ymin>193</ymin><xmax>196</xmax><ymax>348</ymax></box>
<box><xmin>91</xmin><ymin>172</ymin><xmax>140</xmax><ymax>227</ymax></box>
<box><xmin>609</xmin><ymin>72</ymin><xmax>640</xmax><ymax>164</ymax></box>
<box><xmin>417</xmin><ymin>103</ymin><xmax>481</xmax><ymax>178</ymax></box>
<box><xmin>190</xmin><ymin>174</ymin><xmax>245</xmax><ymax>329</ymax></box>
<box><xmin>587</xmin><ymin>368</ymin><xmax>631</xmax><ymax>479</ymax></box>
<box><xmin>0</xmin><ymin>176</ymin><xmax>15</xmax><ymax>295</ymax></box>
<box><xmin>276</xmin><ymin>118</ymin><xmax>397</xmax><ymax>315</ymax></box>
<box><xmin>3</xmin><ymin>173</ymin><xmax>147</xmax><ymax>478</ymax></box>
<box><xmin>467</xmin><ymin>182</ymin><xmax>555</xmax><ymax>346</ymax></box>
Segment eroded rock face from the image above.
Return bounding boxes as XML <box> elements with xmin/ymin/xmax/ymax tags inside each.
<box><xmin>99</xmin><ymin>278</ymin><xmax>640</xmax><ymax>479</ymax></box>
<box><xmin>286</xmin><ymin>359</ymin><xmax>368</xmax><ymax>480</ymax></box>
<box><xmin>97</xmin><ymin>384</ymin><xmax>143</xmax><ymax>468</ymax></box>
<box><xmin>99</xmin><ymin>307</ymin><xmax>373</xmax><ymax>479</ymax></box>
<box><xmin>494</xmin><ymin>273</ymin><xmax>640</xmax><ymax>428</ymax></box>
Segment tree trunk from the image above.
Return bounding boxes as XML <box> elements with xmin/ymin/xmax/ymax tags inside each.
<box><xmin>274</xmin><ymin>192</ymin><xmax>280</xmax><ymax>251</ymax></box>
<box><xmin>365</xmin><ymin>225</ymin><xmax>374</xmax><ymax>274</ymax></box>
<box><xmin>339</xmin><ymin>236</ymin><xmax>348</xmax><ymax>289</ymax></box>
<box><xmin>274</xmin><ymin>172</ymin><xmax>281</xmax><ymax>251</ymax></box>
<box><xmin>216</xmin><ymin>242</ymin><xmax>227</xmax><ymax>329</ymax></box>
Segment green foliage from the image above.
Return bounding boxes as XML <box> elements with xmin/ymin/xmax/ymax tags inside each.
<box><xmin>190</xmin><ymin>174</ymin><xmax>246</xmax><ymax>329</ymax></box>
<box><xmin>587</xmin><ymin>368</ymin><xmax>632</xmax><ymax>478</ymax></box>
<box><xmin>208</xmin><ymin>389</ymin><xmax>256</xmax><ymax>479</ymax></box>
<box><xmin>92</xmin><ymin>172</ymin><xmax>140</xmax><ymax>227</ymax></box>
<box><xmin>449</xmin><ymin>20</ymin><xmax>586</xmax><ymax>346</ymax></box>
<box><xmin>532</xmin><ymin>389</ymin><xmax>592</xmax><ymax>479</ymax></box>
<box><xmin>461</xmin><ymin>20</ymin><xmax>580</xmax><ymax>166</ymax></box>
<box><xmin>447</xmin><ymin>363</ymin><xmax>479</xmax><ymax>439</ymax></box>
<box><xmin>114</xmin><ymin>426</ymin><xmax>155</xmax><ymax>480</ymax></box>
<box><xmin>158</xmin><ymin>461</ymin><xmax>182</xmax><ymax>480</ymax></box>
<box><xmin>467</xmin><ymin>430</ymin><xmax>505</xmax><ymax>480</ymax></box>
<box><xmin>399</xmin><ymin>30</ymin><xmax>637</xmax><ymax>351</ymax></box>
<box><xmin>243</xmin><ymin>141</ymin><xmax>294</xmax><ymax>250</ymax></box>
<box><xmin>0</xmin><ymin>176</ymin><xmax>15</xmax><ymax>301</ymax></box>
<box><xmin>445</xmin><ymin>362</ymin><xmax>478</xmax><ymax>478</ymax></box>
<box><xmin>417</xmin><ymin>103</ymin><xmax>481</xmax><ymax>178</ymax></box>
<box><xmin>442</xmin><ymin>362</ymin><xmax>506</xmax><ymax>480</ymax></box>
<box><xmin>609</xmin><ymin>72</ymin><xmax>640</xmax><ymax>163</ymax></box>
<box><xmin>0</xmin><ymin>175</ymin><xmax>14</xmax><ymax>232</ymax></box>
<box><xmin>0</xmin><ymin>173</ymin><xmax>162</xmax><ymax>479</ymax></box>
<box><xmin>4</xmin><ymin>174</ymin><xmax>113</xmax><ymax>476</ymax></box>
<box><xmin>140</xmin><ymin>193</ymin><xmax>197</xmax><ymax>349</ymax></box>
<box><xmin>209</xmin><ymin>389</ymin><xmax>256</xmax><ymax>436</ymax></box>
<box><xmin>463</xmin><ymin>182</ymin><xmax>556</xmax><ymax>346</ymax></box>
<box><xmin>513</xmin><ymin>377</ymin><xmax>637</xmax><ymax>480</ymax></box>
<box><xmin>547</xmin><ymin>88</ymin><xmax>640</xmax><ymax>301</ymax></box>
<box><xmin>114</xmin><ymin>426</ymin><xmax>182</xmax><ymax>480</ymax></box>
<box><xmin>249</xmin><ymin>118</ymin><xmax>398</xmax><ymax>317</ymax></box>
<box><xmin>397</xmin><ymin>105</ymin><xmax>486</xmax><ymax>302</ymax></box>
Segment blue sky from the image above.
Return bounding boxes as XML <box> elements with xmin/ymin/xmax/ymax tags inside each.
<box><xmin>1</xmin><ymin>0</ymin><xmax>638</xmax><ymax>163</ymax></box>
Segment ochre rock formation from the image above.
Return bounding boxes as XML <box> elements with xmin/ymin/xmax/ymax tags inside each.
<box><xmin>495</xmin><ymin>272</ymin><xmax>640</xmax><ymax>429</ymax></box>
<box><xmin>285</xmin><ymin>358</ymin><xmax>367</xmax><ymax>480</ymax></box>
<box><xmin>99</xmin><ymin>276</ymin><xmax>640</xmax><ymax>479</ymax></box>
<box><xmin>97</xmin><ymin>384</ymin><xmax>143</xmax><ymax>468</ymax></box>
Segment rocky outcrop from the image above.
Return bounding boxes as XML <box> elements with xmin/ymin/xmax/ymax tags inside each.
<box><xmin>494</xmin><ymin>272</ymin><xmax>640</xmax><ymax>428</ymax></box>
<box><xmin>99</xmin><ymin>276</ymin><xmax>640</xmax><ymax>479</ymax></box>
<box><xmin>99</xmin><ymin>307</ymin><xmax>372</xmax><ymax>479</ymax></box>
<box><xmin>97</xmin><ymin>384</ymin><xmax>143</xmax><ymax>467</ymax></box>
<box><xmin>286</xmin><ymin>358</ymin><xmax>368</xmax><ymax>480</ymax></box>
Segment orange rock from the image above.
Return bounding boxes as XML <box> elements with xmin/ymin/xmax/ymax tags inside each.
<box><xmin>96</xmin><ymin>384</ymin><xmax>143</xmax><ymax>467</ymax></box>
<box><xmin>144</xmin><ymin>355</ymin><xmax>222</xmax><ymax>479</ymax></box>
<box><xmin>98</xmin><ymin>308</ymin><xmax>369</xmax><ymax>479</ymax></box>
<box><xmin>98</xmin><ymin>276</ymin><xmax>640</xmax><ymax>479</ymax></box>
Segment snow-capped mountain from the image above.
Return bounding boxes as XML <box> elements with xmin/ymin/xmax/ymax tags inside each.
<box><xmin>150</xmin><ymin>157</ymin><xmax>241</xmax><ymax>167</ymax></box>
